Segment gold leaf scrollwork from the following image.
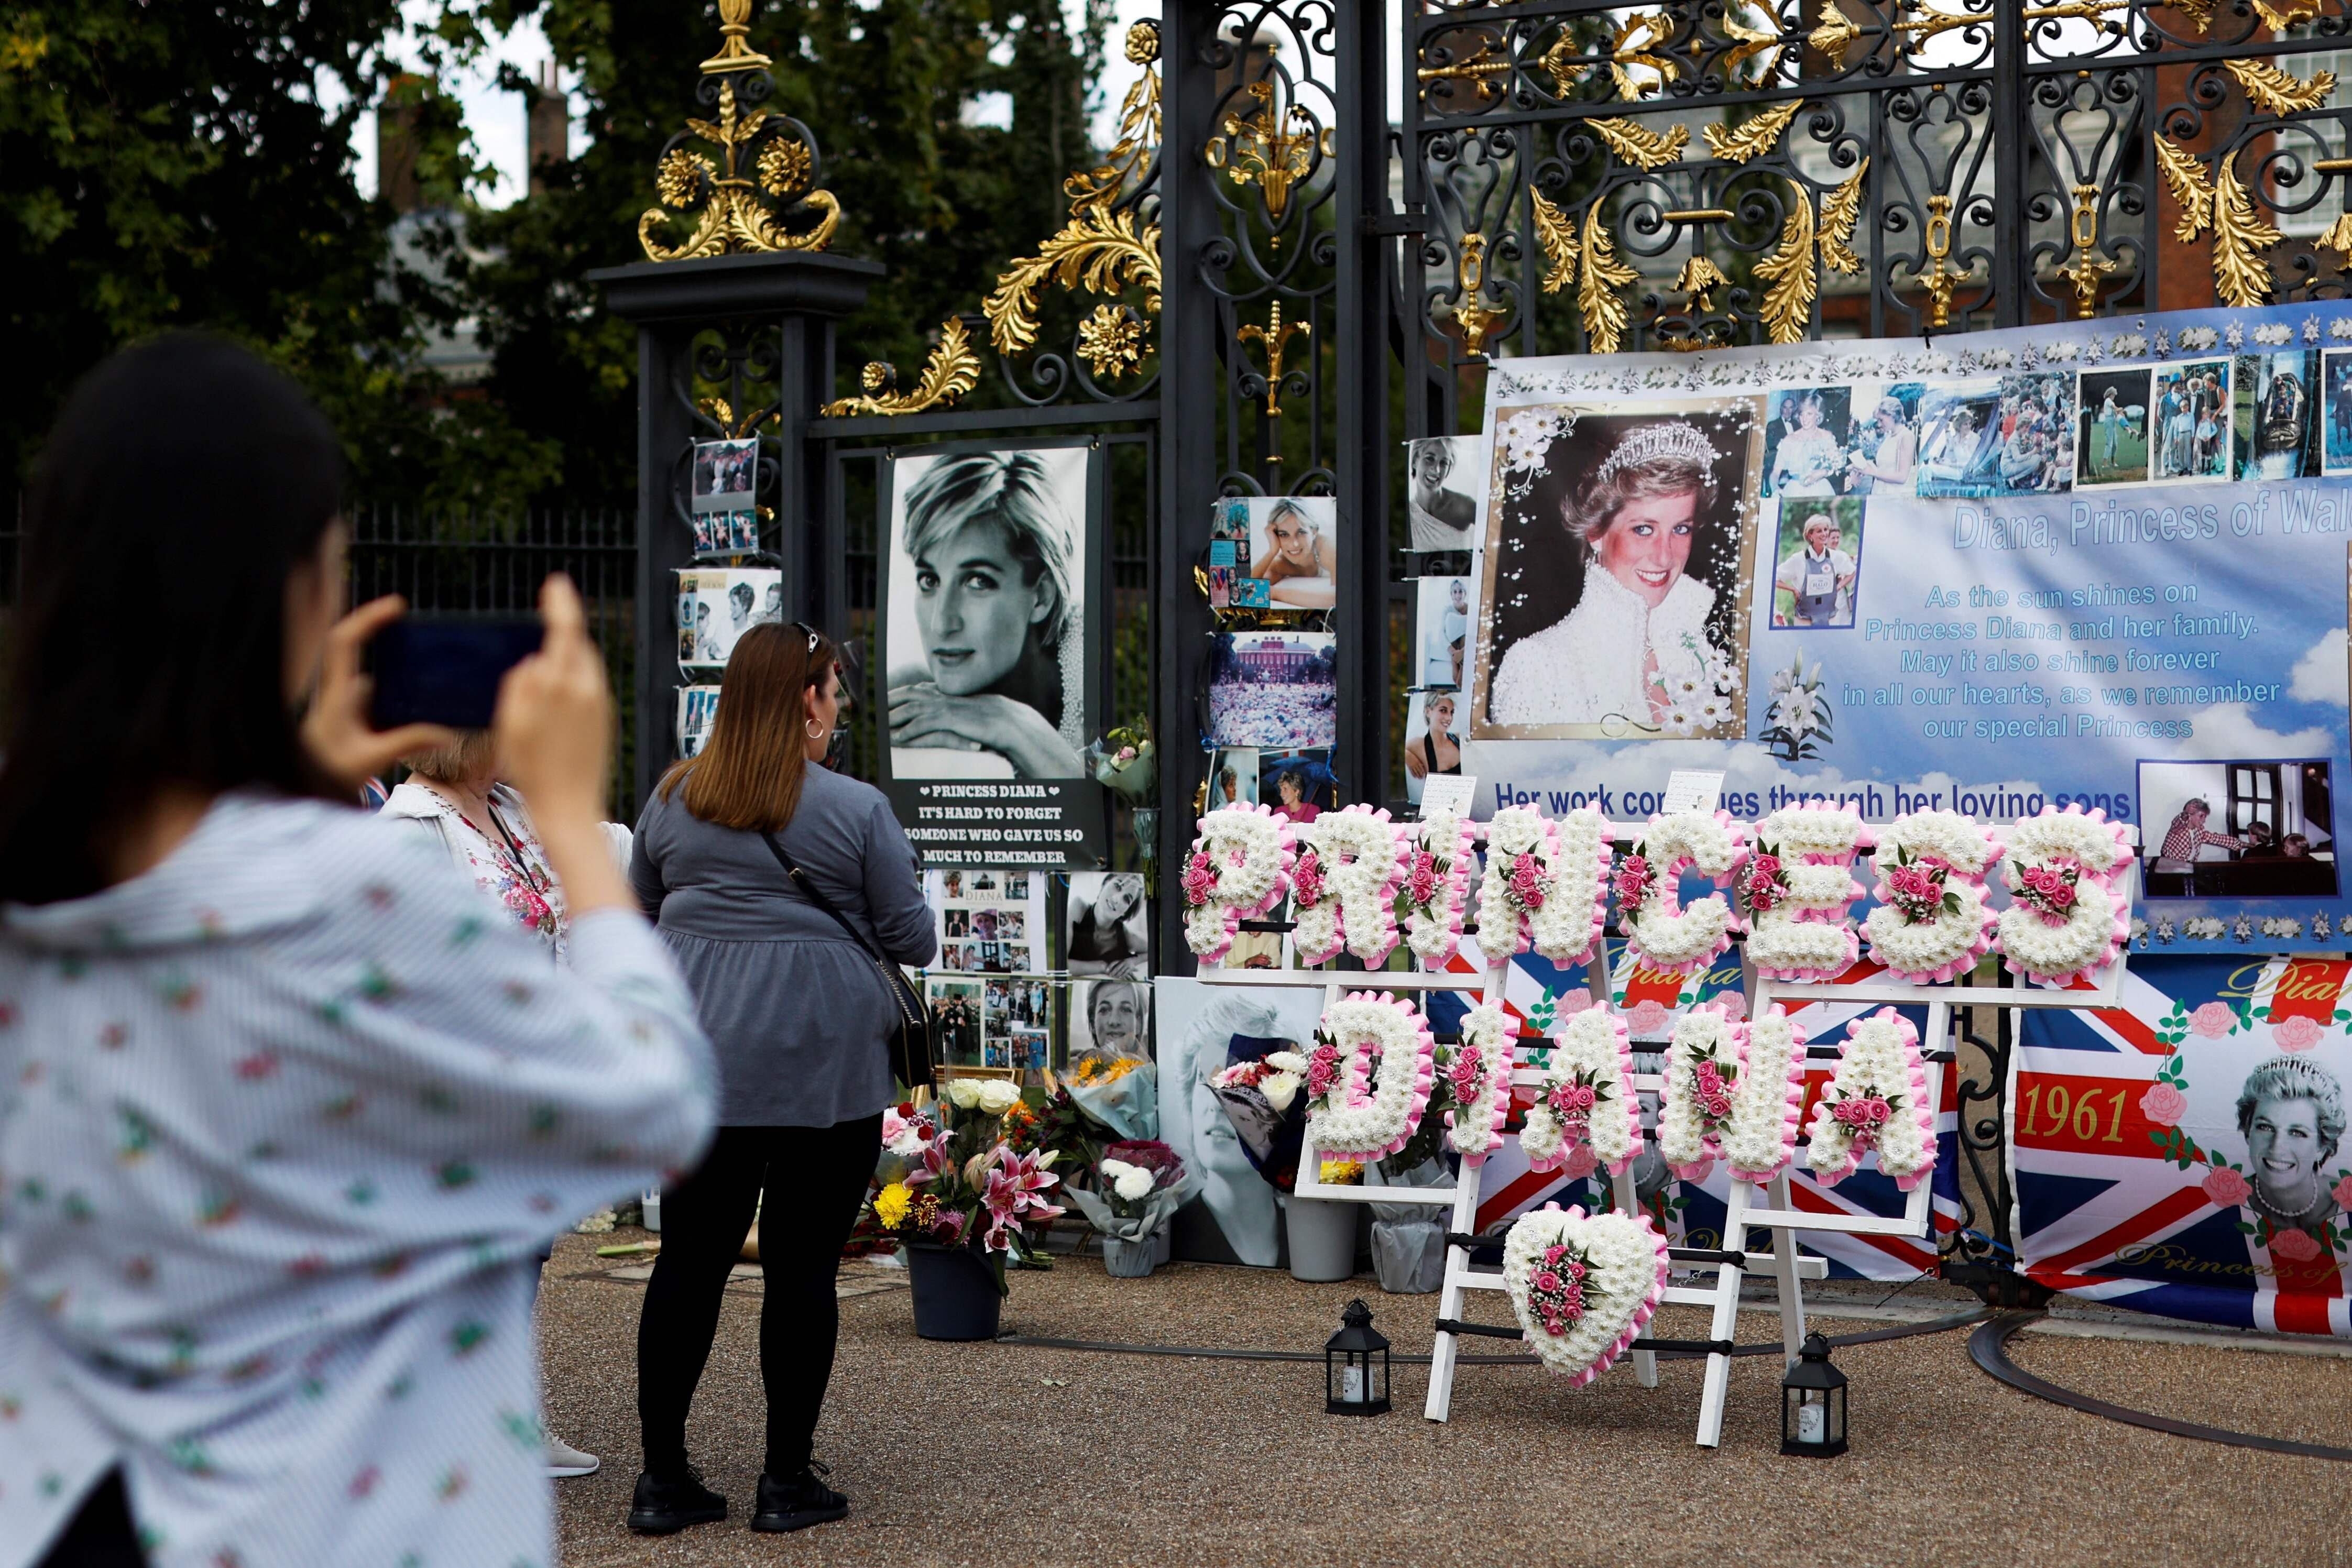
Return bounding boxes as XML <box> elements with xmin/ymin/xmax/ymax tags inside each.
<box><xmin>820</xmin><ymin>317</ymin><xmax>981</xmax><ymax>418</ymax></box>
<box><xmin>1531</xmin><ymin>189</ymin><xmax>1579</xmax><ymax>293</ymax></box>
<box><xmin>1703</xmin><ymin>98</ymin><xmax>1803</xmax><ymax>164</ymax></box>
<box><xmin>2320</xmin><ymin>212</ymin><xmax>2352</xmax><ymax>256</ymax></box>
<box><xmin>982</xmin><ymin>21</ymin><xmax>1163</xmax><ymax>365</ymax></box>
<box><xmin>1718</xmin><ymin>3</ymin><xmax>1787</xmax><ymax>83</ymax></box>
<box><xmin>2053</xmin><ymin>183</ymin><xmax>2114</xmax><ymax>319</ymax></box>
<box><xmin>1238</xmin><ymin>301</ymin><xmax>1314</xmax><ymax>410</ymax></box>
<box><xmin>1203</xmin><ymin>79</ymin><xmax>1325</xmax><ymax>240</ymax></box>
<box><xmin>1578</xmin><ymin>200</ymin><xmax>1640</xmax><ymax>354</ymax></box>
<box><xmin>1589</xmin><ymin>116</ymin><xmax>1690</xmax><ymax>171</ymax></box>
<box><xmin>2172</xmin><ymin>0</ymin><xmax>2215</xmax><ymax>32</ymax></box>
<box><xmin>2250</xmin><ymin>0</ymin><xmax>2324</xmax><ymax>32</ymax></box>
<box><xmin>2212</xmin><ymin>155</ymin><xmax>2284</xmax><ymax>306</ymax></box>
<box><xmin>1450</xmin><ymin>236</ymin><xmax>1506</xmax><ymax>357</ymax></box>
<box><xmin>2154</xmin><ymin>134</ymin><xmax>2214</xmax><ymax>242</ymax></box>
<box><xmin>1818</xmin><ymin>159</ymin><xmax>1868</xmax><ymax>276</ymax></box>
<box><xmin>1753</xmin><ymin>179</ymin><xmax>1817</xmax><ymax>344</ymax></box>
<box><xmin>2225</xmin><ymin>58</ymin><xmax>2336</xmax><ymax>116</ymax></box>
<box><xmin>1606</xmin><ymin>12</ymin><xmax>1680</xmax><ymax>99</ymax></box>
<box><xmin>1808</xmin><ymin>0</ymin><xmax>1862</xmax><ymax>70</ymax></box>
<box><xmin>1673</xmin><ymin>255</ymin><xmax>1730</xmax><ymax>313</ymax></box>
<box><xmin>638</xmin><ymin>68</ymin><xmax>840</xmax><ymax>261</ymax></box>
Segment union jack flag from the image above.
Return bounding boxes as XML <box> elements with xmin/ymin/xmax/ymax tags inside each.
<box><xmin>1443</xmin><ymin>945</ymin><xmax>1961</xmax><ymax>1280</ymax></box>
<box><xmin>2016</xmin><ymin>955</ymin><xmax>2352</xmax><ymax>1336</ymax></box>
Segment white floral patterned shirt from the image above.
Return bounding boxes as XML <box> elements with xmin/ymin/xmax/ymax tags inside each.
<box><xmin>0</xmin><ymin>793</ymin><xmax>716</xmax><ymax>1568</ymax></box>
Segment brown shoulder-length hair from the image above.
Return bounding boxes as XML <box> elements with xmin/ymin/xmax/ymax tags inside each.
<box><xmin>659</xmin><ymin>620</ymin><xmax>838</xmax><ymax>831</ymax></box>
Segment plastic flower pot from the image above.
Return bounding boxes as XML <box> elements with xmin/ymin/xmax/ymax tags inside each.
<box><xmin>1102</xmin><ymin>1235</ymin><xmax>1157</xmax><ymax>1277</ymax></box>
<box><xmin>904</xmin><ymin>1240</ymin><xmax>1003</xmax><ymax>1341</ymax></box>
<box><xmin>1286</xmin><ymin>1196</ymin><xmax>1360</xmax><ymax>1282</ymax></box>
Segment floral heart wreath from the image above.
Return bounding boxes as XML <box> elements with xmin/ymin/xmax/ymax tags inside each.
<box><xmin>1863</xmin><ymin>809</ymin><xmax>2004</xmax><ymax>984</ymax></box>
<box><xmin>1805</xmin><ymin>1007</ymin><xmax>1937</xmax><ymax>1190</ymax></box>
<box><xmin>1502</xmin><ymin>1203</ymin><xmax>1669</xmax><ymax>1385</ymax></box>
<box><xmin>1616</xmin><ymin>809</ymin><xmax>1747</xmax><ymax>978</ymax></box>
<box><xmin>1291</xmin><ymin>806</ymin><xmax>1408</xmax><ymax>968</ymax></box>
<box><xmin>1180</xmin><ymin>804</ymin><xmax>1296</xmax><ymax>963</ymax></box>
<box><xmin>1740</xmin><ymin>801</ymin><xmax>1872</xmax><ymax>985</ymax></box>
<box><xmin>1995</xmin><ymin>805</ymin><xmax>2131</xmax><ymax>987</ymax></box>
<box><xmin>1304</xmin><ymin>991</ymin><xmax>1437</xmax><ymax>1164</ymax></box>
<box><xmin>1476</xmin><ymin>805</ymin><xmax>1614</xmax><ymax>970</ymax></box>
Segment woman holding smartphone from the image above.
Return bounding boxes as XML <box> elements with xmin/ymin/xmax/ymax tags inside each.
<box><xmin>0</xmin><ymin>334</ymin><xmax>715</xmax><ymax>1568</ymax></box>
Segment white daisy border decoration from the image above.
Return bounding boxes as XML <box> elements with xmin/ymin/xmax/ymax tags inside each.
<box><xmin>1518</xmin><ymin>1006</ymin><xmax>1641</xmax><ymax>1177</ymax></box>
<box><xmin>1179</xmin><ymin>804</ymin><xmax>1297</xmax><ymax>963</ymax></box>
<box><xmin>1804</xmin><ymin>1007</ymin><xmax>1936</xmax><ymax>1190</ymax></box>
<box><xmin>1290</xmin><ymin>806</ymin><xmax>1408</xmax><ymax>969</ymax></box>
<box><xmin>1502</xmin><ymin>1204</ymin><xmax>1670</xmax><ymax>1386</ymax></box>
<box><xmin>1616</xmin><ymin>809</ymin><xmax>1747</xmax><ymax>978</ymax></box>
<box><xmin>1862</xmin><ymin>810</ymin><xmax>2005</xmax><ymax>984</ymax></box>
<box><xmin>1442</xmin><ymin>1003</ymin><xmax>1517</xmax><ymax>1164</ymax></box>
<box><xmin>1305</xmin><ymin>991</ymin><xmax>1437</xmax><ymax>1164</ymax></box>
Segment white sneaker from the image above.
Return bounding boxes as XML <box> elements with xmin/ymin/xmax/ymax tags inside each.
<box><xmin>545</xmin><ymin>1435</ymin><xmax>600</xmax><ymax>1478</ymax></box>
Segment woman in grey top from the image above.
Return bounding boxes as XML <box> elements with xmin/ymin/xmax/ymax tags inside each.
<box><xmin>627</xmin><ymin>621</ymin><xmax>934</xmax><ymax>1538</ymax></box>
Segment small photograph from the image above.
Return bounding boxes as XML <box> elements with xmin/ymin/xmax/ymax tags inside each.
<box><xmin>981</xmin><ymin>1039</ymin><xmax>1009</xmax><ymax>1069</ymax></box>
<box><xmin>675</xmin><ymin>685</ymin><xmax>720</xmax><ymax>760</ymax></box>
<box><xmin>2152</xmin><ymin>359</ymin><xmax>2231</xmax><ymax>481</ymax></box>
<box><xmin>1208</xmin><ymin>565</ymin><xmax>1234</xmax><ymax>609</ymax></box>
<box><xmin>2326</xmin><ymin>350</ymin><xmax>2352</xmax><ymax>475</ymax></box>
<box><xmin>691</xmin><ymin>514</ymin><xmax>724</xmax><ymax>556</ymax></box>
<box><xmin>1007</xmin><ymin>1028</ymin><xmax>1049</xmax><ymax>1073</ymax></box>
<box><xmin>1402</xmin><ymin>689</ymin><xmax>1462</xmax><ymax>807</ymax></box>
<box><xmin>1208</xmin><ymin>745</ymin><xmax>1261</xmax><ymax>809</ymax></box>
<box><xmin>1233</xmin><ymin>576</ymin><xmax>1272</xmax><ymax>609</ymax></box>
<box><xmin>2076</xmin><ymin>367</ymin><xmax>2152</xmax><ymax>486</ymax></box>
<box><xmin>1209</xmin><ymin>540</ymin><xmax>1239</xmax><ymax>567</ymax></box>
<box><xmin>944</xmin><ymin>908</ymin><xmax>972</xmax><ymax>939</ymax></box>
<box><xmin>1211</xmin><ymin>495</ymin><xmax>1252</xmax><ymax>545</ymax></box>
<box><xmin>2235</xmin><ymin>350</ymin><xmax>2316</xmax><ymax>480</ymax></box>
<box><xmin>675</xmin><ymin>567</ymin><xmax>780</xmax><ymax>670</ymax></box>
<box><xmin>2138</xmin><ymin>759</ymin><xmax>2337</xmax><ymax>898</ymax></box>
<box><xmin>1244</xmin><ymin>496</ymin><xmax>1338</xmax><ymax>610</ymax></box>
<box><xmin>1417</xmin><ymin>574</ymin><xmax>1477</xmax><ymax>690</ymax></box>
<box><xmin>970</xmin><ymin>872</ymin><xmax>1001</xmax><ymax>896</ymax></box>
<box><xmin>1070</xmin><ymin>976</ymin><xmax>1151</xmax><ymax>1067</ymax></box>
<box><xmin>691</xmin><ymin>438</ymin><xmax>757</xmax><ymax>514</ymax></box>
<box><xmin>726</xmin><ymin>510</ymin><xmax>762</xmax><ymax>554</ymax></box>
<box><xmin>969</xmin><ymin>908</ymin><xmax>1024</xmax><ymax>947</ymax></box>
<box><xmin>928</xmin><ymin>979</ymin><xmax>982</xmax><ymax>1061</ymax></box>
<box><xmin>1208</xmin><ymin>631</ymin><xmax>1338</xmax><ymax>749</ymax></box>
<box><xmin>1007</xmin><ymin>873</ymin><xmax>1032</xmax><ymax>901</ymax></box>
<box><xmin>1067</xmin><ymin>871</ymin><xmax>1150</xmax><ymax>978</ymax></box>
<box><xmin>1769</xmin><ymin>497</ymin><xmax>1864</xmax><ymax>630</ymax></box>
<box><xmin>939</xmin><ymin>942</ymin><xmax>967</xmax><ymax>971</ymax></box>
<box><xmin>1760</xmin><ymin>387</ymin><xmax>1854</xmax><ymax>498</ymax></box>
<box><xmin>1841</xmin><ymin>382</ymin><xmax>1923</xmax><ymax>496</ymax></box>
<box><xmin>1918</xmin><ymin>374</ymin><xmax>2074</xmax><ymax>497</ymax></box>
<box><xmin>1220</xmin><ymin>929</ymin><xmax>1283</xmax><ymax>968</ymax></box>
<box><xmin>1406</xmin><ymin>435</ymin><xmax>1486</xmax><ymax>551</ymax></box>
<box><xmin>1259</xmin><ymin>748</ymin><xmax>1338</xmax><ymax>825</ymax></box>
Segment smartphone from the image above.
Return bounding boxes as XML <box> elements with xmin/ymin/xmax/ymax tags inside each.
<box><xmin>368</xmin><ymin>616</ymin><xmax>544</xmax><ymax>730</ymax></box>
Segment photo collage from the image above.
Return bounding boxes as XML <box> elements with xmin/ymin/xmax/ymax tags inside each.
<box><xmin>917</xmin><ymin>869</ymin><xmax>1157</xmax><ymax>1076</ymax></box>
<box><xmin>1403</xmin><ymin>433</ymin><xmax>1487</xmax><ymax>806</ymax></box>
<box><xmin>689</xmin><ymin>437</ymin><xmax>763</xmax><ymax>558</ymax></box>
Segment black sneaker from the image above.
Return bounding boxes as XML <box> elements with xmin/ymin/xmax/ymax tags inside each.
<box><xmin>750</xmin><ymin>1461</ymin><xmax>849</xmax><ymax>1533</ymax></box>
<box><xmin>627</xmin><ymin>1467</ymin><xmax>727</xmax><ymax>1534</ymax></box>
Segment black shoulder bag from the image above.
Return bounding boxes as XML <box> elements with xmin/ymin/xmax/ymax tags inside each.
<box><xmin>760</xmin><ymin>832</ymin><xmax>936</xmax><ymax>1092</ymax></box>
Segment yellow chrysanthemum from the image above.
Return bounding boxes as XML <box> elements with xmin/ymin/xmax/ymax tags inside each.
<box><xmin>872</xmin><ymin>1181</ymin><xmax>912</xmax><ymax>1229</ymax></box>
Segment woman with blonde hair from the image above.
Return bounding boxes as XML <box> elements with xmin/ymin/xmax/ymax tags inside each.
<box><xmin>629</xmin><ymin>620</ymin><xmax>934</xmax><ymax>1537</ymax></box>
<box><xmin>1250</xmin><ymin>498</ymin><xmax>1337</xmax><ymax>608</ymax></box>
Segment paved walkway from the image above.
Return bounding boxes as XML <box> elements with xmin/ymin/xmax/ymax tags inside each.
<box><xmin>538</xmin><ymin>1232</ymin><xmax>2351</xmax><ymax>1566</ymax></box>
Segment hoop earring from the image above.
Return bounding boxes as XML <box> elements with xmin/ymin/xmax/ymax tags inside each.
<box><xmin>805</xmin><ymin>719</ymin><xmax>826</xmax><ymax>741</ymax></box>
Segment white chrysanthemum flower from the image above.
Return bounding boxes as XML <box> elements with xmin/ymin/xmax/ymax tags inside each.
<box><xmin>1806</xmin><ymin>1009</ymin><xmax>1934</xmax><ymax>1189</ymax></box>
<box><xmin>1306</xmin><ymin>992</ymin><xmax>1435</xmax><ymax>1163</ymax></box>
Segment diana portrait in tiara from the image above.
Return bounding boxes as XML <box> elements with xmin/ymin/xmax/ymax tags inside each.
<box><xmin>1484</xmin><ymin>409</ymin><xmax>1756</xmax><ymax>734</ymax></box>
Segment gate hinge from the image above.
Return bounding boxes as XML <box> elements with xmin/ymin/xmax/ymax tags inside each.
<box><xmin>1361</xmin><ymin>203</ymin><xmax>1428</xmax><ymax>238</ymax></box>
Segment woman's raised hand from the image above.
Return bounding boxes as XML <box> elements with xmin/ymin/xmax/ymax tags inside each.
<box><xmin>301</xmin><ymin>595</ymin><xmax>457</xmax><ymax>792</ymax></box>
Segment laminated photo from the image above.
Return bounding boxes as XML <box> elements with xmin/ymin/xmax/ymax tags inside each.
<box><xmin>675</xmin><ymin>685</ymin><xmax>720</xmax><ymax>760</ymax></box>
<box><xmin>1070</xmin><ymin>976</ymin><xmax>1150</xmax><ymax>1068</ymax></box>
<box><xmin>1402</xmin><ymin>689</ymin><xmax>1462</xmax><ymax>807</ymax></box>
<box><xmin>1208</xmin><ymin>631</ymin><xmax>1337</xmax><ymax>749</ymax></box>
<box><xmin>674</xmin><ymin>567</ymin><xmax>780</xmax><ymax>671</ymax></box>
<box><xmin>2234</xmin><ymin>349</ymin><xmax>2316</xmax><ymax>480</ymax></box>
<box><xmin>1066</xmin><ymin>871</ymin><xmax>1149</xmax><ymax>978</ymax></box>
<box><xmin>1416</xmin><ymin>573</ymin><xmax>1477</xmax><ymax>690</ymax></box>
<box><xmin>1405</xmin><ymin>435</ymin><xmax>1486</xmax><ymax>552</ymax></box>
<box><xmin>691</xmin><ymin>438</ymin><xmax>757</xmax><ymax>513</ymax></box>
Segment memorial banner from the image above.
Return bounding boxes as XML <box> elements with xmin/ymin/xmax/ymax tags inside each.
<box><xmin>1467</xmin><ymin>302</ymin><xmax>2352</xmax><ymax>951</ymax></box>
<box><xmin>2015</xmin><ymin>955</ymin><xmax>2352</xmax><ymax>1336</ymax></box>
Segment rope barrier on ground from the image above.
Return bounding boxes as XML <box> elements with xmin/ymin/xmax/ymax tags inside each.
<box><xmin>1967</xmin><ymin>1311</ymin><xmax>2352</xmax><ymax>1461</ymax></box>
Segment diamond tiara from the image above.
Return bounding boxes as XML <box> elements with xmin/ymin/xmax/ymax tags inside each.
<box><xmin>1594</xmin><ymin>421</ymin><xmax>1720</xmax><ymax>486</ymax></box>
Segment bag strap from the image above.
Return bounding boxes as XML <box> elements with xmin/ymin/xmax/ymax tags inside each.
<box><xmin>760</xmin><ymin>832</ymin><xmax>923</xmax><ymax>1021</ymax></box>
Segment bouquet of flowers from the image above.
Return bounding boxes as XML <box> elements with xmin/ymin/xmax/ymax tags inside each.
<box><xmin>1207</xmin><ymin>1049</ymin><xmax>1311</xmax><ymax>1190</ymax></box>
<box><xmin>1063</xmin><ymin>1054</ymin><xmax>1161</xmax><ymax>1141</ymax></box>
<box><xmin>1085</xmin><ymin>716</ymin><xmax>1157</xmax><ymax>803</ymax></box>
<box><xmin>1063</xmin><ymin>1139</ymin><xmax>1201</xmax><ymax>1276</ymax></box>
<box><xmin>865</xmin><ymin>1084</ymin><xmax>1066</xmax><ymax>1293</ymax></box>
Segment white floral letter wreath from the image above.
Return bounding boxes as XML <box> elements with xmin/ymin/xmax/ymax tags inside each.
<box><xmin>1304</xmin><ymin>991</ymin><xmax>1437</xmax><ymax>1163</ymax></box>
<box><xmin>1741</xmin><ymin>802</ymin><xmax>1871</xmax><ymax>984</ymax></box>
<box><xmin>1804</xmin><ymin>1007</ymin><xmax>1936</xmax><ymax>1190</ymax></box>
<box><xmin>1726</xmin><ymin>1005</ymin><xmax>1808</xmax><ymax>1183</ymax></box>
<box><xmin>1290</xmin><ymin>806</ymin><xmax>1408</xmax><ymax>968</ymax></box>
<box><xmin>1616</xmin><ymin>810</ymin><xmax>1746</xmax><ymax>977</ymax></box>
<box><xmin>1404</xmin><ymin>809</ymin><xmax>1478</xmax><ymax>968</ymax></box>
<box><xmin>1862</xmin><ymin>810</ymin><xmax>2004</xmax><ymax>983</ymax></box>
<box><xmin>1996</xmin><ymin>806</ymin><xmax>2131</xmax><ymax>986</ymax></box>
<box><xmin>1656</xmin><ymin>1005</ymin><xmax>1741</xmax><ymax>1181</ymax></box>
<box><xmin>1474</xmin><ymin>806</ymin><xmax>1612</xmax><ymax>968</ymax></box>
<box><xmin>1502</xmin><ymin>1204</ymin><xmax>1669</xmax><ymax>1386</ymax></box>
<box><xmin>1518</xmin><ymin>1006</ymin><xmax>1640</xmax><ymax>1178</ymax></box>
<box><xmin>1180</xmin><ymin>805</ymin><xmax>1296</xmax><ymax>963</ymax></box>
<box><xmin>1443</xmin><ymin>1003</ymin><xmax>1517</xmax><ymax>1165</ymax></box>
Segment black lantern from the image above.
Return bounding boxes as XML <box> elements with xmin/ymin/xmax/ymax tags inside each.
<box><xmin>1325</xmin><ymin>1298</ymin><xmax>1391</xmax><ymax>1416</ymax></box>
<box><xmin>1780</xmin><ymin>1332</ymin><xmax>1848</xmax><ymax>1456</ymax></box>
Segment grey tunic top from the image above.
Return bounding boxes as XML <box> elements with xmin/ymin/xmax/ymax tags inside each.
<box><xmin>630</xmin><ymin>766</ymin><xmax>936</xmax><ymax>1126</ymax></box>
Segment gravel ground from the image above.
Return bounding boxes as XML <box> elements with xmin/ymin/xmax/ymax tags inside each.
<box><xmin>538</xmin><ymin>1233</ymin><xmax>2348</xmax><ymax>1567</ymax></box>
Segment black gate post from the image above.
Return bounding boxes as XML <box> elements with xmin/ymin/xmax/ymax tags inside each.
<box><xmin>589</xmin><ymin>252</ymin><xmax>882</xmax><ymax>814</ymax></box>
<box><xmin>1334</xmin><ymin>0</ymin><xmax>1392</xmax><ymax>815</ymax></box>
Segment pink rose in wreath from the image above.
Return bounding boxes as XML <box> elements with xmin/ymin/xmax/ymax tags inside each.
<box><xmin>1717</xmin><ymin>994</ymin><xmax>1748</xmax><ymax>1022</ymax></box>
<box><xmin>2271</xmin><ymin>1014</ymin><xmax>2324</xmax><ymax>1053</ymax></box>
<box><xmin>1627</xmin><ymin>999</ymin><xmax>1671</xmax><ymax>1036</ymax></box>
<box><xmin>2138</xmin><ymin>1082</ymin><xmax>2188</xmax><ymax>1127</ymax></box>
<box><xmin>2270</xmin><ymin>1226</ymin><xmax>2324</xmax><ymax>1262</ymax></box>
<box><xmin>2200</xmin><ymin>1165</ymin><xmax>2252</xmax><ymax>1208</ymax></box>
<box><xmin>2188</xmin><ymin>1001</ymin><xmax>2235</xmax><ymax>1039</ymax></box>
<box><xmin>1559</xmin><ymin>1142</ymin><xmax>1600</xmax><ymax>1180</ymax></box>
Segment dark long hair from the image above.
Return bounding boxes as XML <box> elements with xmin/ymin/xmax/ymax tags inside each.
<box><xmin>659</xmin><ymin>620</ymin><xmax>838</xmax><ymax>833</ymax></box>
<box><xmin>0</xmin><ymin>333</ymin><xmax>345</xmax><ymax>903</ymax></box>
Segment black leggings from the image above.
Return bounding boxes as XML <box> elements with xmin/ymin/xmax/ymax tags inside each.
<box><xmin>636</xmin><ymin>1116</ymin><xmax>881</xmax><ymax>1479</ymax></box>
